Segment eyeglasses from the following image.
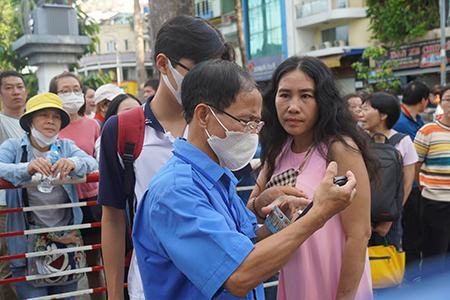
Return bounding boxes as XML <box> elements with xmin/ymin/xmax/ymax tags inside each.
<box><xmin>57</xmin><ymin>89</ymin><xmax>83</xmax><ymax>97</ymax></box>
<box><xmin>169</xmin><ymin>57</ymin><xmax>191</xmax><ymax>72</ymax></box>
<box><xmin>209</xmin><ymin>105</ymin><xmax>264</xmax><ymax>134</ymax></box>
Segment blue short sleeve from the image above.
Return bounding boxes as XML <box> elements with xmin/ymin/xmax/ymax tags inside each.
<box><xmin>146</xmin><ymin>170</ymin><xmax>255</xmax><ymax>299</ymax></box>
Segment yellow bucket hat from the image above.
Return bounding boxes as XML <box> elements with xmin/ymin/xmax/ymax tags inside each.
<box><xmin>19</xmin><ymin>92</ymin><xmax>70</xmax><ymax>132</ymax></box>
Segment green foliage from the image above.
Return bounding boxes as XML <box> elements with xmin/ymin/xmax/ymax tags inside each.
<box><xmin>80</xmin><ymin>71</ymin><xmax>115</xmax><ymax>89</ymax></box>
<box><xmin>352</xmin><ymin>46</ymin><xmax>401</xmax><ymax>93</ymax></box>
<box><xmin>23</xmin><ymin>72</ymin><xmax>38</xmax><ymax>97</ymax></box>
<box><xmin>0</xmin><ymin>0</ymin><xmax>27</xmax><ymax>70</ymax></box>
<box><xmin>76</xmin><ymin>4</ymin><xmax>100</xmax><ymax>55</ymax></box>
<box><xmin>367</xmin><ymin>0</ymin><xmax>440</xmax><ymax>47</ymax></box>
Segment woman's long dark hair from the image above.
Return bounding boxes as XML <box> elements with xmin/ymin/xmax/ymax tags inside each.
<box><xmin>260</xmin><ymin>56</ymin><xmax>378</xmax><ymax>181</ymax></box>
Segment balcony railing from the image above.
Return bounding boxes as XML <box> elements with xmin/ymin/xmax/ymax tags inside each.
<box><xmin>296</xmin><ymin>0</ymin><xmax>366</xmax><ymax>19</ymax></box>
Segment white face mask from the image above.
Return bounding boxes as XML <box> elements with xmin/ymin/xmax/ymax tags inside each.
<box><xmin>30</xmin><ymin>127</ymin><xmax>57</xmax><ymax>148</ymax></box>
<box><xmin>206</xmin><ymin>109</ymin><xmax>259</xmax><ymax>171</ymax></box>
<box><xmin>161</xmin><ymin>59</ymin><xmax>185</xmax><ymax>105</ymax></box>
<box><xmin>59</xmin><ymin>93</ymin><xmax>85</xmax><ymax>114</ymax></box>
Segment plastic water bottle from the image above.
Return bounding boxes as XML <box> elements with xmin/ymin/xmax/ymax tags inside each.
<box><xmin>37</xmin><ymin>144</ymin><xmax>59</xmax><ymax>193</ymax></box>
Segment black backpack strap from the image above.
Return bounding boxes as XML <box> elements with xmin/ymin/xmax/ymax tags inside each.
<box><xmin>20</xmin><ymin>145</ymin><xmax>34</xmax><ymax>228</ymax></box>
<box><xmin>387</xmin><ymin>133</ymin><xmax>407</xmax><ymax>146</ymax></box>
<box><xmin>371</xmin><ymin>132</ymin><xmax>389</xmax><ymax>143</ymax></box>
<box><xmin>122</xmin><ymin>142</ymin><xmax>136</xmax><ymax>229</ymax></box>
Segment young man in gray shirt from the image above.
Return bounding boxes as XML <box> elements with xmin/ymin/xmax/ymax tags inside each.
<box><xmin>0</xmin><ymin>71</ymin><xmax>27</xmax><ymax>299</ymax></box>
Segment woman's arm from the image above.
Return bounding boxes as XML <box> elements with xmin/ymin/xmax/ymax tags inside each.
<box><xmin>330</xmin><ymin>139</ymin><xmax>371</xmax><ymax>300</ymax></box>
<box><xmin>0</xmin><ymin>139</ymin><xmax>32</xmax><ymax>185</ymax></box>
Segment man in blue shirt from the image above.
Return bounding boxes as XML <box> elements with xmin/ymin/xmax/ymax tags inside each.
<box><xmin>133</xmin><ymin>60</ymin><xmax>357</xmax><ymax>299</ymax></box>
<box><xmin>393</xmin><ymin>80</ymin><xmax>430</xmax><ymax>282</ymax></box>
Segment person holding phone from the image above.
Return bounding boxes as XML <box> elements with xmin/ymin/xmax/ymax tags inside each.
<box><xmin>132</xmin><ymin>60</ymin><xmax>358</xmax><ymax>300</ymax></box>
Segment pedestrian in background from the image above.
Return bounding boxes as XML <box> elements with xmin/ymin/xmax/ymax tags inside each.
<box><xmin>414</xmin><ymin>85</ymin><xmax>450</xmax><ymax>276</ymax></box>
<box><xmin>49</xmin><ymin>72</ymin><xmax>104</xmax><ymax>299</ymax></box>
<box><xmin>0</xmin><ymin>70</ymin><xmax>27</xmax><ymax>300</ymax></box>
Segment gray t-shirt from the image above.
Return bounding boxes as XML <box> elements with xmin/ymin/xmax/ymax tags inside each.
<box><xmin>26</xmin><ymin>148</ymin><xmax>72</xmax><ymax>228</ymax></box>
<box><xmin>0</xmin><ymin>113</ymin><xmax>25</xmax><ymax>206</ymax></box>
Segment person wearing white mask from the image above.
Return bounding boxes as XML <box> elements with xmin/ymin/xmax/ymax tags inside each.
<box><xmin>132</xmin><ymin>59</ymin><xmax>358</xmax><ymax>300</ymax></box>
<box><xmin>48</xmin><ymin>72</ymin><xmax>104</xmax><ymax>299</ymax></box>
<box><xmin>0</xmin><ymin>93</ymin><xmax>98</xmax><ymax>299</ymax></box>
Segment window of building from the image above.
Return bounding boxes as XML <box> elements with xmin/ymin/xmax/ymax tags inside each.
<box><xmin>247</xmin><ymin>0</ymin><xmax>282</xmax><ymax>60</ymax></box>
<box><xmin>195</xmin><ymin>0</ymin><xmax>213</xmax><ymax>18</ymax></box>
<box><xmin>336</xmin><ymin>0</ymin><xmax>348</xmax><ymax>8</ymax></box>
<box><xmin>106</xmin><ymin>40</ymin><xmax>117</xmax><ymax>53</ymax></box>
<box><xmin>124</xmin><ymin>39</ymin><xmax>129</xmax><ymax>51</ymax></box>
<box><xmin>321</xmin><ymin>25</ymin><xmax>348</xmax><ymax>45</ymax></box>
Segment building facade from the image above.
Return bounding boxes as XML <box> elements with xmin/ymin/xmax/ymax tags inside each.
<box><xmin>285</xmin><ymin>0</ymin><xmax>372</xmax><ymax>94</ymax></box>
<box><xmin>242</xmin><ymin>0</ymin><xmax>288</xmax><ymax>83</ymax></box>
<box><xmin>77</xmin><ymin>11</ymin><xmax>153</xmax><ymax>94</ymax></box>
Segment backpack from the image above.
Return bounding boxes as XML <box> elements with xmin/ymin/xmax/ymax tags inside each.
<box><xmin>117</xmin><ymin>106</ymin><xmax>145</xmax><ymax>227</ymax></box>
<box><xmin>370</xmin><ymin>132</ymin><xmax>406</xmax><ymax>223</ymax></box>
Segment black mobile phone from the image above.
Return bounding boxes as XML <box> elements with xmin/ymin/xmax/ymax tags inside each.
<box><xmin>295</xmin><ymin>176</ymin><xmax>348</xmax><ymax>221</ymax></box>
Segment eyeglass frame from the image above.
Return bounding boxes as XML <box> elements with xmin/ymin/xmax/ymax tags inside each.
<box><xmin>168</xmin><ymin>57</ymin><xmax>191</xmax><ymax>72</ymax></box>
<box><xmin>208</xmin><ymin>105</ymin><xmax>264</xmax><ymax>134</ymax></box>
<box><xmin>57</xmin><ymin>89</ymin><xmax>83</xmax><ymax>97</ymax></box>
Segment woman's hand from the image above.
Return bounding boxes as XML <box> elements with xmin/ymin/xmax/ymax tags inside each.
<box><xmin>27</xmin><ymin>158</ymin><xmax>52</xmax><ymax>177</ymax></box>
<box><xmin>52</xmin><ymin>158</ymin><xmax>76</xmax><ymax>179</ymax></box>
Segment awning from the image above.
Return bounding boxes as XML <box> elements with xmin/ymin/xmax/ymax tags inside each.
<box><xmin>321</xmin><ymin>55</ymin><xmax>342</xmax><ymax>68</ymax></box>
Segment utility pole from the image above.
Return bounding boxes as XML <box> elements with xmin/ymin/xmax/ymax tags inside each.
<box><xmin>440</xmin><ymin>0</ymin><xmax>447</xmax><ymax>86</ymax></box>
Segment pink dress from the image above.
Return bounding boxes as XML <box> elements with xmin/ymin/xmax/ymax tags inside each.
<box><xmin>275</xmin><ymin>140</ymin><xmax>373</xmax><ymax>300</ymax></box>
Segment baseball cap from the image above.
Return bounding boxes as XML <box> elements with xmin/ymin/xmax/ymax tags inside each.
<box><xmin>94</xmin><ymin>84</ymin><xmax>122</xmax><ymax>105</ymax></box>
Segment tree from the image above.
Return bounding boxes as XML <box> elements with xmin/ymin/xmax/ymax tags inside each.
<box><xmin>134</xmin><ymin>0</ymin><xmax>146</xmax><ymax>101</ymax></box>
<box><xmin>367</xmin><ymin>0</ymin><xmax>440</xmax><ymax>47</ymax></box>
<box><xmin>235</xmin><ymin>0</ymin><xmax>247</xmax><ymax>68</ymax></box>
<box><xmin>147</xmin><ymin>0</ymin><xmax>194</xmax><ymax>52</ymax></box>
<box><xmin>0</xmin><ymin>0</ymin><xmax>27</xmax><ymax>70</ymax></box>
<box><xmin>352</xmin><ymin>46</ymin><xmax>401</xmax><ymax>93</ymax></box>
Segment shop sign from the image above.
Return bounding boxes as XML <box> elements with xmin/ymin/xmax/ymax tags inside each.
<box><xmin>385</xmin><ymin>39</ymin><xmax>450</xmax><ymax>70</ymax></box>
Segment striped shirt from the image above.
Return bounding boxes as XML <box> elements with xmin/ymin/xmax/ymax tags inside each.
<box><xmin>414</xmin><ymin>120</ymin><xmax>450</xmax><ymax>201</ymax></box>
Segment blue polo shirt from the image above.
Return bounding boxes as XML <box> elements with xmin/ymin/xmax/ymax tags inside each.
<box><xmin>393</xmin><ymin>105</ymin><xmax>424</xmax><ymax>141</ymax></box>
<box><xmin>133</xmin><ymin>139</ymin><xmax>265</xmax><ymax>300</ymax></box>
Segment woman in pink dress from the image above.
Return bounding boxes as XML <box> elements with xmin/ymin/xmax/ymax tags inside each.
<box><xmin>250</xmin><ymin>56</ymin><xmax>377</xmax><ymax>300</ymax></box>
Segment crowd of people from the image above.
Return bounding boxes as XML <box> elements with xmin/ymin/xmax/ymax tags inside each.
<box><xmin>0</xmin><ymin>15</ymin><xmax>448</xmax><ymax>300</ymax></box>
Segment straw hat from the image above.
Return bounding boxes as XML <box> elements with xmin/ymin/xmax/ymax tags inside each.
<box><xmin>19</xmin><ymin>92</ymin><xmax>70</xmax><ymax>132</ymax></box>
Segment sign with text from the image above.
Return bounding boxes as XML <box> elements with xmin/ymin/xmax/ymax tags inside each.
<box><xmin>386</xmin><ymin>39</ymin><xmax>450</xmax><ymax>70</ymax></box>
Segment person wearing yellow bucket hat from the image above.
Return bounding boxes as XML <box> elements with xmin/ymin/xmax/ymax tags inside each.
<box><xmin>0</xmin><ymin>92</ymin><xmax>98</xmax><ymax>298</ymax></box>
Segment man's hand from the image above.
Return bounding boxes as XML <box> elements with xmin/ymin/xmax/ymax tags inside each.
<box><xmin>312</xmin><ymin>161</ymin><xmax>356</xmax><ymax>222</ymax></box>
<box><xmin>254</xmin><ymin>186</ymin><xmax>308</xmax><ymax>220</ymax></box>
<box><xmin>260</xmin><ymin>195</ymin><xmax>309</xmax><ymax>221</ymax></box>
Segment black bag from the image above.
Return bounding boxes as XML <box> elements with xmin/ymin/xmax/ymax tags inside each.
<box><xmin>370</xmin><ymin>132</ymin><xmax>406</xmax><ymax>223</ymax></box>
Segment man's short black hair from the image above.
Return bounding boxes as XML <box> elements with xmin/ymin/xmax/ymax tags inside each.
<box><xmin>144</xmin><ymin>79</ymin><xmax>159</xmax><ymax>90</ymax></box>
<box><xmin>0</xmin><ymin>71</ymin><xmax>25</xmax><ymax>89</ymax></box>
<box><xmin>181</xmin><ymin>60</ymin><xmax>257</xmax><ymax>123</ymax></box>
<box><xmin>402</xmin><ymin>80</ymin><xmax>430</xmax><ymax>105</ymax></box>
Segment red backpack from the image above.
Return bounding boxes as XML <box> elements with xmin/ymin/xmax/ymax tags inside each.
<box><xmin>117</xmin><ymin>106</ymin><xmax>145</xmax><ymax>224</ymax></box>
